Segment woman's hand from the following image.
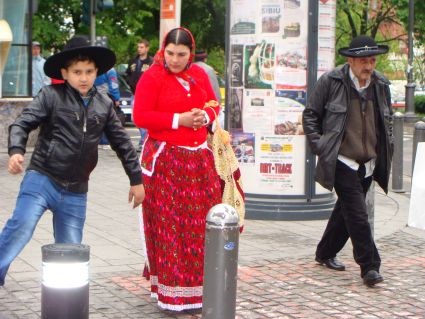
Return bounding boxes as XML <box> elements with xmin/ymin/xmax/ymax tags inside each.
<box><xmin>179</xmin><ymin>108</ymin><xmax>206</xmax><ymax>130</ymax></box>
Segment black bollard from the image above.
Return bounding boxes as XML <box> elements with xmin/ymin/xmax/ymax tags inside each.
<box><xmin>202</xmin><ymin>204</ymin><xmax>239</xmax><ymax>319</ymax></box>
<box><xmin>41</xmin><ymin>244</ymin><xmax>90</xmax><ymax>319</ymax></box>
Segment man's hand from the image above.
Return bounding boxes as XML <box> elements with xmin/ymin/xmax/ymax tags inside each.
<box><xmin>8</xmin><ymin>154</ymin><xmax>25</xmax><ymax>175</ymax></box>
<box><xmin>128</xmin><ymin>184</ymin><xmax>146</xmax><ymax>208</ymax></box>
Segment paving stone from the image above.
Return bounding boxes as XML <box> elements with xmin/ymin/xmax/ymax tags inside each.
<box><xmin>1</xmin><ymin>151</ymin><xmax>425</xmax><ymax>318</ymax></box>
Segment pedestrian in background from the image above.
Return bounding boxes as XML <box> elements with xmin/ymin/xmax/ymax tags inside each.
<box><xmin>303</xmin><ymin>35</ymin><xmax>393</xmax><ymax>287</ymax></box>
<box><xmin>0</xmin><ymin>36</ymin><xmax>145</xmax><ymax>287</ymax></box>
<box><xmin>125</xmin><ymin>39</ymin><xmax>153</xmax><ymax>151</ymax></box>
<box><xmin>194</xmin><ymin>49</ymin><xmax>224</xmax><ymax>127</ymax></box>
<box><xmin>132</xmin><ymin>27</ymin><xmax>221</xmax><ymax>312</ymax></box>
<box><xmin>95</xmin><ymin>67</ymin><xmax>122</xmax><ymax>148</ymax></box>
<box><xmin>31</xmin><ymin>41</ymin><xmax>50</xmax><ymax>96</ymax></box>
<box><xmin>194</xmin><ymin>50</ymin><xmax>221</xmax><ymax>105</ymax></box>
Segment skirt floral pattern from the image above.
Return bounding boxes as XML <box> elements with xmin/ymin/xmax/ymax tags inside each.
<box><xmin>141</xmin><ymin>138</ymin><xmax>222</xmax><ymax>311</ymax></box>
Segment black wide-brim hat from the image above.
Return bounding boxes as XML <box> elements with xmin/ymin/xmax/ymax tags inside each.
<box><xmin>338</xmin><ymin>35</ymin><xmax>389</xmax><ymax>58</ymax></box>
<box><xmin>44</xmin><ymin>36</ymin><xmax>116</xmax><ymax>80</ymax></box>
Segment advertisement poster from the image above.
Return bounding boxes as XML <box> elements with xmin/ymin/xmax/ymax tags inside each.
<box><xmin>275</xmin><ymin>43</ymin><xmax>307</xmax><ymax>90</ymax></box>
<box><xmin>317</xmin><ymin>0</ymin><xmax>336</xmax><ymax>77</ymax></box>
<box><xmin>230</xmin><ymin>0</ymin><xmax>257</xmax><ymax>35</ymax></box>
<box><xmin>160</xmin><ymin>0</ymin><xmax>175</xmax><ymax>19</ymax></box>
<box><xmin>261</xmin><ymin>0</ymin><xmax>283</xmax><ymax>34</ymax></box>
<box><xmin>242</xmin><ymin>89</ymin><xmax>274</xmax><ymax>134</ymax></box>
<box><xmin>230</xmin><ymin>44</ymin><xmax>244</xmax><ymax>87</ymax></box>
<box><xmin>282</xmin><ymin>0</ymin><xmax>307</xmax><ymax>41</ymax></box>
<box><xmin>273</xmin><ymin>95</ymin><xmax>304</xmax><ymax>135</ymax></box>
<box><xmin>231</xmin><ymin>132</ymin><xmax>256</xmax><ymax>164</ymax></box>
<box><xmin>244</xmin><ymin>43</ymin><xmax>275</xmax><ymax>89</ymax></box>
<box><xmin>241</xmin><ymin>135</ymin><xmax>306</xmax><ymax>194</ymax></box>
<box><xmin>228</xmin><ymin>88</ymin><xmax>244</xmax><ymax>131</ymax></box>
<box><xmin>228</xmin><ymin>0</ymin><xmax>335</xmax><ymax>196</ymax></box>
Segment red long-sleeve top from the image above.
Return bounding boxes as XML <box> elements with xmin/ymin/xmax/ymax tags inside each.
<box><xmin>132</xmin><ymin>63</ymin><xmax>219</xmax><ymax>147</ymax></box>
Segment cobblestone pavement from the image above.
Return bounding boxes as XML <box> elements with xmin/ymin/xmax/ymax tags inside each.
<box><xmin>1</xmin><ymin>149</ymin><xmax>424</xmax><ymax>319</ymax></box>
<box><xmin>1</xmin><ymin>229</ymin><xmax>425</xmax><ymax>319</ymax></box>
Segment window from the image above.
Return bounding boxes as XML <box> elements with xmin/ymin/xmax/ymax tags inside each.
<box><xmin>0</xmin><ymin>0</ymin><xmax>32</xmax><ymax>97</ymax></box>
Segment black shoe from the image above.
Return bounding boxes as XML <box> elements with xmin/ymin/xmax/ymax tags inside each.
<box><xmin>363</xmin><ymin>270</ymin><xmax>383</xmax><ymax>286</ymax></box>
<box><xmin>315</xmin><ymin>256</ymin><xmax>346</xmax><ymax>271</ymax></box>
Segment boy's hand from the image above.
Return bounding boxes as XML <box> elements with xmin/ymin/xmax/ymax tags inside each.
<box><xmin>128</xmin><ymin>184</ymin><xmax>145</xmax><ymax>208</ymax></box>
<box><xmin>8</xmin><ymin>154</ymin><xmax>25</xmax><ymax>175</ymax></box>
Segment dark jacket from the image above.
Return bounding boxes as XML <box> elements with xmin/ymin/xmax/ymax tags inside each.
<box><xmin>302</xmin><ymin>63</ymin><xmax>393</xmax><ymax>193</ymax></box>
<box><xmin>125</xmin><ymin>56</ymin><xmax>153</xmax><ymax>94</ymax></box>
<box><xmin>8</xmin><ymin>83</ymin><xmax>142</xmax><ymax>193</ymax></box>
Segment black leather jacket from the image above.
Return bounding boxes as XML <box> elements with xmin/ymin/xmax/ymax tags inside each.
<box><xmin>8</xmin><ymin>83</ymin><xmax>142</xmax><ymax>193</ymax></box>
<box><xmin>125</xmin><ymin>56</ymin><xmax>153</xmax><ymax>94</ymax></box>
<box><xmin>303</xmin><ymin>64</ymin><xmax>393</xmax><ymax>193</ymax></box>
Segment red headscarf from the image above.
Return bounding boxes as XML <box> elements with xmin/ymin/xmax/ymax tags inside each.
<box><xmin>153</xmin><ymin>27</ymin><xmax>196</xmax><ymax>80</ymax></box>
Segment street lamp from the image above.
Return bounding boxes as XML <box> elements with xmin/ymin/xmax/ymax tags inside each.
<box><xmin>404</xmin><ymin>0</ymin><xmax>416</xmax><ymax>122</ymax></box>
<box><xmin>41</xmin><ymin>244</ymin><xmax>90</xmax><ymax>319</ymax></box>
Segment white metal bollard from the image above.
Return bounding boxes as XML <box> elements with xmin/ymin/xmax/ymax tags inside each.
<box><xmin>202</xmin><ymin>204</ymin><xmax>239</xmax><ymax>319</ymax></box>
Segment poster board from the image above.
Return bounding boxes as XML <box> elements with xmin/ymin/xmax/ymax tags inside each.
<box><xmin>228</xmin><ymin>0</ymin><xmax>336</xmax><ymax>195</ymax></box>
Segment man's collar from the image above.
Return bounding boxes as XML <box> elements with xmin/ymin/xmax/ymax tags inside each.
<box><xmin>349</xmin><ymin>67</ymin><xmax>371</xmax><ymax>92</ymax></box>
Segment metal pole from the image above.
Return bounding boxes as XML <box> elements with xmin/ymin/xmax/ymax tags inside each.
<box><xmin>412</xmin><ymin>121</ymin><xmax>425</xmax><ymax>175</ymax></box>
<box><xmin>223</xmin><ymin>0</ymin><xmax>231</xmax><ymax>130</ymax></box>
<box><xmin>392</xmin><ymin>112</ymin><xmax>405</xmax><ymax>192</ymax></box>
<box><xmin>90</xmin><ymin>0</ymin><xmax>96</xmax><ymax>45</ymax></box>
<box><xmin>404</xmin><ymin>0</ymin><xmax>416</xmax><ymax>122</ymax></box>
<box><xmin>305</xmin><ymin>0</ymin><xmax>319</xmax><ymax>200</ymax></box>
<box><xmin>202</xmin><ymin>204</ymin><xmax>239</xmax><ymax>319</ymax></box>
<box><xmin>28</xmin><ymin>0</ymin><xmax>34</xmax><ymax>97</ymax></box>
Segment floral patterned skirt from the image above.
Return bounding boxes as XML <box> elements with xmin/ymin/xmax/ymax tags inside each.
<box><xmin>141</xmin><ymin>140</ymin><xmax>221</xmax><ymax>311</ymax></box>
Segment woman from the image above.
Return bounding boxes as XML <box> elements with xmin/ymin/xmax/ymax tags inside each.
<box><xmin>132</xmin><ymin>27</ymin><xmax>221</xmax><ymax>312</ymax></box>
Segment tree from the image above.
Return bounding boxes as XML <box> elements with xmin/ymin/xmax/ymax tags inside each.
<box><xmin>336</xmin><ymin>0</ymin><xmax>425</xmax><ymax>77</ymax></box>
<box><xmin>32</xmin><ymin>0</ymin><xmax>226</xmax><ymax>72</ymax></box>
<box><xmin>390</xmin><ymin>0</ymin><xmax>425</xmax><ymax>45</ymax></box>
<box><xmin>336</xmin><ymin>0</ymin><xmax>408</xmax><ymax>76</ymax></box>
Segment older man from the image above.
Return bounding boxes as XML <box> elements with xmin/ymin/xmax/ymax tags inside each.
<box><xmin>303</xmin><ymin>35</ymin><xmax>393</xmax><ymax>286</ymax></box>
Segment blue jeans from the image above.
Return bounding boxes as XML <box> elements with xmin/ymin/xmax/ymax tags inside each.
<box><xmin>99</xmin><ymin>132</ymin><xmax>109</xmax><ymax>145</ymax></box>
<box><xmin>139</xmin><ymin>128</ymin><xmax>147</xmax><ymax>146</ymax></box>
<box><xmin>132</xmin><ymin>94</ymin><xmax>147</xmax><ymax>146</ymax></box>
<box><xmin>0</xmin><ymin>170</ymin><xmax>87</xmax><ymax>285</ymax></box>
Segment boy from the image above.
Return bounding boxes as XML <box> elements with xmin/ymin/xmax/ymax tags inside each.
<box><xmin>1</xmin><ymin>36</ymin><xmax>145</xmax><ymax>286</ymax></box>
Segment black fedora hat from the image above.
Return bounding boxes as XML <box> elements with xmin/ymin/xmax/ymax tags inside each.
<box><xmin>338</xmin><ymin>35</ymin><xmax>389</xmax><ymax>58</ymax></box>
<box><xmin>44</xmin><ymin>36</ymin><xmax>116</xmax><ymax>80</ymax></box>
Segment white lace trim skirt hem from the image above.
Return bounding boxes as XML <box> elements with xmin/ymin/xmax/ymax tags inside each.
<box><xmin>150</xmin><ymin>293</ymin><xmax>203</xmax><ymax>311</ymax></box>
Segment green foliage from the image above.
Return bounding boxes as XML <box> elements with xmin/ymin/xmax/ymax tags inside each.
<box><xmin>204</xmin><ymin>47</ymin><xmax>225</xmax><ymax>77</ymax></box>
<box><xmin>335</xmin><ymin>0</ymin><xmax>425</xmax><ymax>81</ymax></box>
<box><xmin>415</xmin><ymin>95</ymin><xmax>425</xmax><ymax>114</ymax></box>
<box><xmin>180</xmin><ymin>0</ymin><xmax>226</xmax><ymax>51</ymax></box>
<box><xmin>391</xmin><ymin>0</ymin><xmax>425</xmax><ymax>45</ymax></box>
<box><xmin>33</xmin><ymin>0</ymin><xmax>226</xmax><ymax>66</ymax></box>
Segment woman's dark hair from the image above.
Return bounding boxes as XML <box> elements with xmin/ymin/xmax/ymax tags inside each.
<box><xmin>164</xmin><ymin>28</ymin><xmax>193</xmax><ymax>51</ymax></box>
